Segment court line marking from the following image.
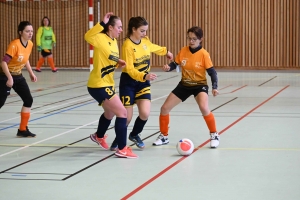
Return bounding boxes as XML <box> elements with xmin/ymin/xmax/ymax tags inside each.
<box><xmin>217</xmin><ymin>148</ymin><xmax>300</xmax><ymax>151</ymax></box>
<box><xmin>0</xmin><ymin>96</ymin><xmax>92</xmax><ymax>124</ymax></box>
<box><xmin>0</xmin><ymin>95</ymin><xmax>168</xmax><ymax>158</ymax></box>
<box><xmin>0</xmin><ymin>75</ymin><xmax>178</xmax><ymax>125</ymax></box>
<box><xmin>0</xmin><ymin>143</ymin><xmax>299</xmax><ymax>151</ymax></box>
<box><xmin>258</xmin><ymin>76</ymin><xmax>277</xmax><ymax>86</ymax></box>
<box><xmin>0</xmin><ymin>97</ymin><xmax>238</xmax><ymax>180</ymax></box>
<box><xmin>120</xmin><ymin>85</ymin><xmax>289</xmax><ymax>200</ymax></box>
<box><xmin>62</xmin><ymin>130</ymin><xmax>161</xmax><ymax>181</ymax></box>
<box><xmin>7</xmin><ymin>80</ymin><xmax>86</xmax><ymax>98</ymax></box>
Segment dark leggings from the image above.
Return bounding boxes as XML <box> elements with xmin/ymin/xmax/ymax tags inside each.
<box><xmin>0</xmin><ymin>76</ymin><xmax>33</xmax><ymax>109</ymax></box>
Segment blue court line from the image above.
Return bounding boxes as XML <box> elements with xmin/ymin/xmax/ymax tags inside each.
<box><xmin>11</xmin><ymin>174</ymin><xmax>27</xmax><ymax>177</ymax></box>
<box><xmin>0</xmin><ymin>100</ymin><xmax>96</xmax><ymax>132</ymax></box>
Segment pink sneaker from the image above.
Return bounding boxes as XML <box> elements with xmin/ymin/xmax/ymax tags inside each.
<box><xmin>90</xmin><ymin>133</ymin><xmax>109</xmax><ymax>150</ymax></box>
<box><xmin>115</xmin><ymin>146</ymin><xmax>138</xmax><ymax>159</ymax></box>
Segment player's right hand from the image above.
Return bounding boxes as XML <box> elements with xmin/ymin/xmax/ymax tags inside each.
<box><xmin>145</xmin><ymin>73</ymin><xmax>157</xmax><ymax>81</ymax></box>
<box><xmin>117</xmin><ymin>59</ymin><xmax>126</xmax><ymax>68</ymax></box>
<box><xmin>103</xmin><ymin>12</ymin><xmax>114</xmax><ymax>24</ymax></box>
<box><xmin>37</xmin><ymin>46</ymin><xmax>42</xmax><ymax>52</ymax></box>
<box><xmin>6</xmin><ymin>78</ymin><xmax>13</xmax><ymax>88</ymax></box>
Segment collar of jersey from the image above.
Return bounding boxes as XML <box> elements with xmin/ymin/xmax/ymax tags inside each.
<box><xmin>189</xmin><ymin>45</ymin><xmax>202</xmax><ymax>54</ymax></box>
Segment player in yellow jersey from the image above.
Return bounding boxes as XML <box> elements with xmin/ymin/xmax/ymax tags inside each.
<box><xmin>110</xmin><ymin>17</ymin><xmax>173</xmax><ymax>150</ymax></box>
<box><xmin>35</xmin><ymin>16</ymin><xmax>57</xmax><ymax>72</ymax></box>
<box><xmin>0</xmin><ymin>21</ymin><xmax>37</xmax><ymax>137</ymax></box>
<box><xmin>153</xmin><ymin>26</ymin><xmax>220</xmax><ymax>148</ymax></box>
<box><xmin>84</xmin><ymin>12</ymin><xmax>138</xmax><ymax>158</ymax></box>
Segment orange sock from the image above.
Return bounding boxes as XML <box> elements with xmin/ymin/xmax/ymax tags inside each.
<box><xmin>159</xmin><ymin>114</ymin><xmax>169</xmax><ymax>136</ymax></box>
<box><xmin>203</xmin><ymin>112</ymin><xmax>217</xmax><ymax>133</ymax></box>
<box><xmin>36</xmin><ymin>57</ymin><xmax>45</xmax><ymax>69</ymax></box>
<box><xmin>19</xmin><ymin>112</ymin><xmax>30</xmax><ymax>131</ymax></box>
<box><xmin>47</xmin><ymin>57</ymin><xmax>56</xmax><ymax>70</ymax></box>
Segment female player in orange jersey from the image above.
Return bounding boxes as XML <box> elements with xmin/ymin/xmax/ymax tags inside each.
<box><xmin>0</xmin><ymin>21</ymin><xmax>37</xmax><ymax>137</ymax></box>
<box><xmin>153</xmin><ymin>26</ymin><xmax>220</xmax><ymax>148</ymax></box>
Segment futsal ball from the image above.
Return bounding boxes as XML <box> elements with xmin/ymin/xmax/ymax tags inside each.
<box><xmin>176</xmin><ymin>138</ymin><xmax>194</xmax><ymax>156</ymax></box>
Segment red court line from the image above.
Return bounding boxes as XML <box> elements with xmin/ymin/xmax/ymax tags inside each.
<box><xmin>218</xmin><ymin>84</ymin><xmax>232</xmax><ymax>90</ymax></box>
<box><xmin>230</xmin><ymin>85</ymin><xmax>247</xmax><ymax>93</ymax></box>
<box><xmin>121</xmin><ymin>85</ymin><xmax>289</xmax><ymax>200</ymax></box>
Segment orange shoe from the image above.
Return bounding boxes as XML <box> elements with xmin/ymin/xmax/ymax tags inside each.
<box><xmin>90</xmin><ymin>133</ymin><xmax>109</xmax><ymax>150</ymax></box>
<box><xmin>115</xmin><ymin>146</ymin><xmax>138</xmax><ymax>159</ymax></box>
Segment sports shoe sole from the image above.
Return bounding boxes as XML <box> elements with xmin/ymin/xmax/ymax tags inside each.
<box><xmin>16</xmin><ymin>135</ymin><xmax>36</xmax><ymax>138</ymax></box>
<box><xmin>152</xmin><ymin>141</ymin><xmax>169</xmax><ymax>146</ymax></box>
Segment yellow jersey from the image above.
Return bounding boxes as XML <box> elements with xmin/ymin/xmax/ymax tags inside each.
<box><xmin>121</xmin><ymin>37</ymin><xmax>167</xmax><ymax>82</ymax></box>
<box><xmin>84</xmin><ymin>23</ymin><xmax>120</xmax><ymax>88</ymax></box>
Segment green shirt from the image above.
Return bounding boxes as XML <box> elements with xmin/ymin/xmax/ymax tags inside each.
<box><xmin>36</xmin><ymin>26</ymin><xmax>56</xmax><ymax>49</ymax></box>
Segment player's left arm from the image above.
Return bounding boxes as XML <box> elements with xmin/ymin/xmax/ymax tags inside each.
<box><xmin>147</xmin><ymin>38</ymin><xmax>173</xmax><ymax>60</ymax></box>
<box><xmin>52</xmin><ymin>28</ymin><xmax>56</xmax><ymax>47</ymax></box>
<box><xmin>25</xmin><ymin>61</ymin><xmax>37</xmax><ymax>82</ymax></box>
<box><xmin>163</xmin><ymin>51</ymin><xmax>180</xmax><ymax>72</ymax></box>
<box><xmin>205</xmin><ymin>53</ymin><xmax>219</xmax><ymax>96</ymax></box>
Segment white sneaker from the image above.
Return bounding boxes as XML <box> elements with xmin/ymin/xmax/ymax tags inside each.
<box><xmin>152</xmin><ymin>133</ymin><xmax>169</xmax><ymax>146</ymax></box>
<box><xmin>210</xmin><ymin>132</ymin><xmax>220</xmax><ymax>148</ymax></box>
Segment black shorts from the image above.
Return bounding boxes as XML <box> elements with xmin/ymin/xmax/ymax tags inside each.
<box><xmin>87</xmin><ymin>86</ymin><xmax>116</xmax><ymax>106</ymax></box>
<box><xmin>119</xmin><ymin>73</ymin><xmax>151</xmax><ymax>107</ymax></box>
<box><xmin>172</xmin><ymin>82</ymin><xmax>209</xmax><ymax>102</ymax></box>
<box><xmin>41</xmin><ymin>49</ymin><xmax>52</xmax><ymax>57</ymax></box>
<box><xmin>0</xmin><ymin>74</ymin><xmax>33</xmax><ymax>108</ymax></box>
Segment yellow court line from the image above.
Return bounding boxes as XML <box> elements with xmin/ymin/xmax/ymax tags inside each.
<box><xmin>0</xmin><ymin>144</ymin><xmax>99</xmax><ymax>148</ymax></box>
<box><xmin>1</xmin><ymin>144</ymin><xmax>299</xmax><ymax>151</ymax></box>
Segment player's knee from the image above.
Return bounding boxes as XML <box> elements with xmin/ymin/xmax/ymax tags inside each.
<box><xmin>160</xmin><ymin>104</ymin><xmax>170</xmax><ymax>114</ymax></box>
<box><xmin>200</xmin><ymin>106</ymin><xmax>210</xmax><ymax>116</ymax></box>
<box><xmin>117</xmin><ymin>107</ymin><xmax>127</xmax><ymax>118</ymax></box>
<box><xmin>23</xmin><ymin>96</ymin><xmax>33</xmax><ymax>107</ymax></box>
<box><xmin>139</xmin><ymin>113</ymin><xmax>149</xmax><ymax>121</ymax></box>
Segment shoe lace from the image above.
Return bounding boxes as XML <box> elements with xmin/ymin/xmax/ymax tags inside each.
<box><xmin>157</xmin><ymin>134</ymin><xmax>165</xmax><ymax>140</ymax></box>
<box><xmin>210</xmin><ymin>133</ymin><xmax>219</xmax><ymax>140</ymax></box>
<box><xmin>98</xmin><ymin>134</ymin><xmax>108</xmax><ymax>142</ymax></box>
<box><xmin>135</xmin><ymin>135</ymin><xmax>143</xmax><ymax>143</ymax></box>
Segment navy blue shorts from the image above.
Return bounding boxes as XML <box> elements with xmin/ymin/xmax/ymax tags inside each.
<box><xmin>87</xmin><ymin>86</ymin><xmax>116</xmax><ymax>106</ymax></box>
<box><xmin>119</xmin><ymin>73</ymin><xmax>151</xmax><ymax>107</ymax></box>
<box><xmin>172</xmin><ymin>82</ymin><xmax>208</xmax><ymax>102</ymax></box>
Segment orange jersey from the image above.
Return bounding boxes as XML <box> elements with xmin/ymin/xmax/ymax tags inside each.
<box><xmin>175</xmin><ymin>46</ymin><xmax>213</xmax><ymax>87</ymax></box>
<box><xmin>4</xmin><ymin>39</ymin><xmax>33</xmax><ymax>75</ymax></box>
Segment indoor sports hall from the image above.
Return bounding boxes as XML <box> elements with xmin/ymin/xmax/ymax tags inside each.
<box><xmin>0</xmin><ymin>1</ymin><xmax>299</xmax><ymax>200</ymax></box>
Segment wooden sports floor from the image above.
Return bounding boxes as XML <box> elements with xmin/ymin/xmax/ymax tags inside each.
<box><xmin>0</xmin><ymin>68</ymin><xmax>299</xmax><ymax>200</ymax></box>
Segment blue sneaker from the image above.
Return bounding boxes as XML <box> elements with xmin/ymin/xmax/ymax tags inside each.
<box><xmin>110</xmin><ymin>139</ymin><xmax>118</xmax><ymax>151</ymax></box>
<box><xmin>129</xmin><ymin>134</ymin><xmax>145</xmax><ymax>149</ymax></box>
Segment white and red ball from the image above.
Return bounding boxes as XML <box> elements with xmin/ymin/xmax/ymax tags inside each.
<box><xmin>176</xmin><ymin>138</ymin><xmax>194</xmax><ymax>156</ymax></box>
